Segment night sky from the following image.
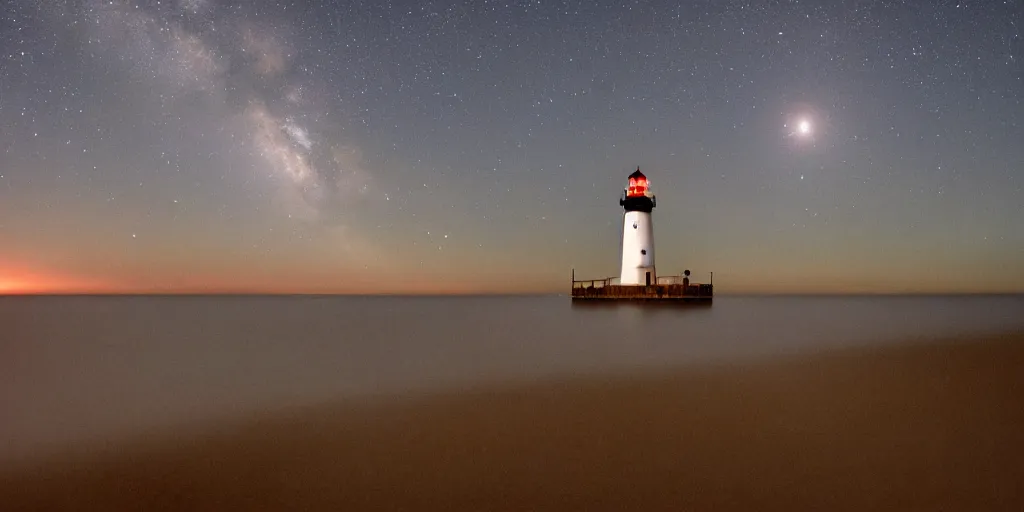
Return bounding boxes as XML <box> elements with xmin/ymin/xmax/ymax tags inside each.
<box><xmin>1</xmin><ymin>0</ymin><xmax>1022</xmax><ymax>294</ymax></box>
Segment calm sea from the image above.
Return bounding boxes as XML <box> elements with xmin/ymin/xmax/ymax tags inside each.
<box><xmin>2</xmin><ymin>294</ymin><xmax>1022</xmax><ymax>467</ymax></box>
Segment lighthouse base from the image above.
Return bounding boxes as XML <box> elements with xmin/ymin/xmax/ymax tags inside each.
<box><xmin>570</xmin><ymin>282</ymin><xmax>713</xmax><ymax>303</ymax></box>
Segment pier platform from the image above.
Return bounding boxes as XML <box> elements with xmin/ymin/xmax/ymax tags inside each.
<box><xmin>571</xmin><ymin>276</ymin><xmax>713</xmax><ymax>303</ymax></box>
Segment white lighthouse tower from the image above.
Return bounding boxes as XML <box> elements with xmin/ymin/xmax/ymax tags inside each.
<box><xmin>619</xmin><ymin>168</ymin><xmax>657</xmax><ymax>286</ymax></box>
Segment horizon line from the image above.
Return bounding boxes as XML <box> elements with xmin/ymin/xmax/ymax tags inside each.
<box><xmin>2</xmin><ymin>291</ymin><xmax>1022</xmax><ymax>298</ymax></box>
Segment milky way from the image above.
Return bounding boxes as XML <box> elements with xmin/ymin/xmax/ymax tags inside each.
<box><xmin>1</xmin><ymin>0</ymin><xmax>1022</xmax><ymax>293</ymax></box>
<box><xmin>79</xmin><ymin>0</ymin><xmax>371</xmax><ymax>222</ymax></box>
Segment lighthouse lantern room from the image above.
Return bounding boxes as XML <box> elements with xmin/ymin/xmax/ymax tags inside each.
<box><xmin>619</xmin><ymin>168</ymin><xmax>657</xmax><ymax>286</ymax></box>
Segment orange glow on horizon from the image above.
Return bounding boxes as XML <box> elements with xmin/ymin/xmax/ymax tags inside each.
<box><xmin>0</xmin><ymin>262</ymin><xmax>559</xmax><ymax>295</ymax></box>
<box><xmin>0</xmin><ymin>263</ymin><xmax>113</xmax><ymax>295</ymax></box>
<box><xmin>0</xmin><ymin>278</ymin><xmax>28</xmax><ymax>294</ymax></box>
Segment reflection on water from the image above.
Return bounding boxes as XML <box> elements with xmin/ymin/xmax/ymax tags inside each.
<box><xmin>571</xmin><ymin>299</ymin><xmax>714</xmax><ymax>329</ymax></box>
<box><xmin>1</xmin><ymin>294</ymin><xmax>1022</xmax><ymax>466</ymax></box>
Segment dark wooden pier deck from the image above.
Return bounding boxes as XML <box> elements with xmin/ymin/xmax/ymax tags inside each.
<box><xmin>571</xmin><ymin>274</ymin><xmax>713</xmax><ymax>303</ymax></box>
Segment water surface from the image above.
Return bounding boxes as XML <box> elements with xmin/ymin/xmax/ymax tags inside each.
<box><xmin>2</xmin><ymin>294</ymin><xmax>1022</xmax><ymax>466</ymax></box>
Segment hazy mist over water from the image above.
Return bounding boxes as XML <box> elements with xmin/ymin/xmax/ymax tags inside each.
<box><xmin>3</xmin><ymin>294</ymin><xmax>1023</xmax><ymax>467</ymax></box>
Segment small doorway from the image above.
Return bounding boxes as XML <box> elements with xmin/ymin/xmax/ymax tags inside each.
<box><xmin>645</xmin><ymin>272</ymin><xmax>651</xmax><ymax>286</ymax></box>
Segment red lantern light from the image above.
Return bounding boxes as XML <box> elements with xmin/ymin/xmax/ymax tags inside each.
<box><xmin>626</xmin><ymin>169</ymin><xmax>649</xmax><ymax>197</ymax></box>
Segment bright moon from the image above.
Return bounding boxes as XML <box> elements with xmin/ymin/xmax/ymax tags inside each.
<box><xmin>798</xmin><ymin>120</ymin><xmax>811</xmax><ymax>135</ymax></box>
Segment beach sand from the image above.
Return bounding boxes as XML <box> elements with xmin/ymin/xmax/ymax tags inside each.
<box><xmin>3</xmin><ymin>332</ymin><xmax>1023</xmax><ymax>510</ymax></box>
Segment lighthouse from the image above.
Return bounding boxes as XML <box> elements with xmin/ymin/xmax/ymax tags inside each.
<box><xmin>571</xmin><ymin>166</ymin><xmax>712</xmax><ymax>303</ymax></box>
<box><xmin>619</xmin><ymin>168</ymin><xmax>657</xmax><ymax>286</ymax></box>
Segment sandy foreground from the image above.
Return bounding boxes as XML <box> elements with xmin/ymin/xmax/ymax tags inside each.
<box><xmin>3</xmin><ymin>332</ymin><xmax>1023</xmax><ymax>510</ymax></box>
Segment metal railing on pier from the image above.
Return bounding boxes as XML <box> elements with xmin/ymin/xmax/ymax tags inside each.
<box><xmin>570</xmin><ymin>270</ymin><xmax>714</xmax><ymax>299</ymax></box>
